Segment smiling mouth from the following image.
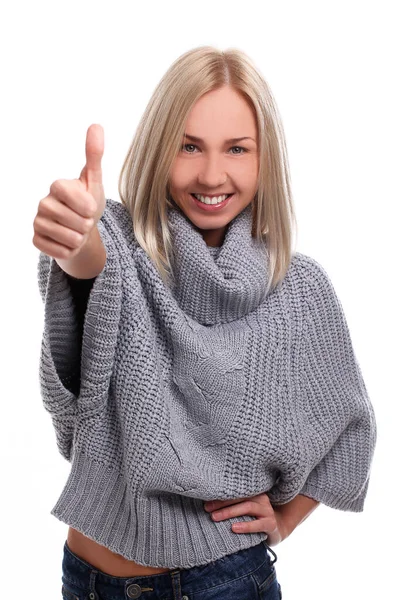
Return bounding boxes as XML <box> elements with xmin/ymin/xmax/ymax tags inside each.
<box><xmin>190</xmin><ymin>193</ymin><xmax>234</xmax><ymax>205</ymax></box>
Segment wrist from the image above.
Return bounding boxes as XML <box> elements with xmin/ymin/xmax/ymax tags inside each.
<box><xmin>272</xmin><ymin>495</ymin><xmax>320</xmax><ymax>541</ymax></box>
<box><xmin>274</xmin><ymin>507</ymin><xmax>292</xmax><ymax>541</ymax></box>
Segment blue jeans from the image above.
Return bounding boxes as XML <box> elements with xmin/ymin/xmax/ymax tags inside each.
<box><xmin>61</xmin><ymin>539</ymin><xmax>283</xmax><ymax>599</ymax></box>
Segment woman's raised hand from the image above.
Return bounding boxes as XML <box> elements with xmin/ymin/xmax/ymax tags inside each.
<box><xmin>33</xmin><ymin>124</ymin><xmax>106</xmax><ymax>261</ymax></box>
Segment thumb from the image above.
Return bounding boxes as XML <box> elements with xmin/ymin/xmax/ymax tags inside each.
<box><xmin>79</xmin><ymin>123</ymin><xmax>104</xmax><ymax>189</ymax></box>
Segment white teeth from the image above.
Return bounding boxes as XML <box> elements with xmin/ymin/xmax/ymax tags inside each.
<box><xmin>194</xmin><ymin>194</ymin><xmax>230</xmax><ymax>205</ymax></box>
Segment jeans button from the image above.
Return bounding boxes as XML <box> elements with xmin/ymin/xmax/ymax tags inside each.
<box><xmin>127</xmin><ymin>583</ymin><xmax>142</xmax><ymax>598</ymax></box>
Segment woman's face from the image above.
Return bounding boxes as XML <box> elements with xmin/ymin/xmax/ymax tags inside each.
<box><xmin>168</xmin><ymin>85</ymin><xmax>259</xmax><ymax>247</ymax></box>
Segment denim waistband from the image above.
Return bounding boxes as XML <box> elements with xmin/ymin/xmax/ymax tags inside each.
<box><xmin>62</xmin><ymin>538</ymin><xmax>278</xmax><ymax>598</ymax></box>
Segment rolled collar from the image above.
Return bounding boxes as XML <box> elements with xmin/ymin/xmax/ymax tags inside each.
<box><xmin>167</xmin><ymin>203</ymin><xmax>270</xmax><ymax>324</ymax></box>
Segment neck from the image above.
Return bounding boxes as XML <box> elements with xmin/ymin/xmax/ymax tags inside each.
<box><xmin>192</xmin><ymin>223</ymin><xmax>226</xmax><ymax>247</ymax></box>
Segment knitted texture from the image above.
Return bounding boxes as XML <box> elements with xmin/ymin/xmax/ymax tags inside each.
<box><xmin>37</xmin><ymin>198</ymin><xmax>377</xmax><ymax>569</ymax></box>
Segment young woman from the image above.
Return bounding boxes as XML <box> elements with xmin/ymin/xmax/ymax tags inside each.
<box><xmin>34</xmin><ymin>46</ymin><xmax>377</xmax><ymax>600</ymax></box>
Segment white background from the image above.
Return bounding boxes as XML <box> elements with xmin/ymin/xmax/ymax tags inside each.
<box><xmin>1</xmin><ymin>1</ymin><xmax>398</xmax><ymax>598</ymax></box>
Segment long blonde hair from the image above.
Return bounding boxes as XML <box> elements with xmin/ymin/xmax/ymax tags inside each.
<box><xmin>118</xmin><ymin>46</ymin><xmax>297</xmax><ymax>293</ymax></box>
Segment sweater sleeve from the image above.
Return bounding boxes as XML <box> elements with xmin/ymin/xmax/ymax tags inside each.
<box><xmin>37</xmin><ymin>202</ymin><xmax>124</xmax><ymax>461</ymax></box>
<box><xmin>298</xmin><ymin>257</ymin><xmax>377</xmax><ymax>512</ymax></box>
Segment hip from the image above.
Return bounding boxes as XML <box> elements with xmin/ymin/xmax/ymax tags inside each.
<box><xmin>61</xmin><ymin>536</ymin><xmax>282</xmax><ymax>599</ymax></box>
<box><xmin>67</xmin><ymin>527</ymin><xmax>173</xmax><ymax>577</ymax></box>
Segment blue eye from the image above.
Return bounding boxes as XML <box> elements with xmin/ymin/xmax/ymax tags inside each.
<box><xmin>181</xmin><ymin>144</ymin><xmax>197</xmax><ymax>153</ymax></box>
<box><xmin>230</xmin><ymin>146</ymin><xmax>247</xmax><ymax>154</ymax></box>
<box><xmin>180</xmin><ymin>144</ymin><xmax>248</xmax><ymax>155</ymax></box>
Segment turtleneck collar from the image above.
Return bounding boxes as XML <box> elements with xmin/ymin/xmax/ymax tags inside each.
<box><xmin>167</xmin><ymin>203</ymin><xmax>270</xmax><ymax>325</ymax></box>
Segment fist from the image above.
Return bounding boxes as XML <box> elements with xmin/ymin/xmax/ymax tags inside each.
<box><xmin>32</xmin><ymin>124</ymin><xmax>105</xmax><ymax>261</ymax></box>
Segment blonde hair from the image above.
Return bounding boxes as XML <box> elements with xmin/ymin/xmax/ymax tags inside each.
<box><xmin>118</xmin><ymin>45</ymin><xmax>297</xmax><ymax>293</ymax></box>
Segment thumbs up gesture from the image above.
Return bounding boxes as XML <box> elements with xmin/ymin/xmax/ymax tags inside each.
<box><xmin>33</xmin><ymin>124</ymin><xmax>106</xmax><ymax>261</ymax></box>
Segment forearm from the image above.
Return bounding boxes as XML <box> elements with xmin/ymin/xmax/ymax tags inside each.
<box><xmin>273</xmin><ymin>494</ymin><xmax>320</xmax><ymax>539</ymax></box>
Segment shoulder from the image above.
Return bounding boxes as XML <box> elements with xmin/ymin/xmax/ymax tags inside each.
<box><xmin>98</xmin><ymin>198</ymin><xmax>138</xmax><ymax>251</ymax></box>
<box><xmin>285</xmin><ymin>251</ymin><xmax>337</xmax><ymax>300</ymax></box>
<box><xmin>101</xmin><ymin>198</ymin><xmax>133</xmax><ymax>230</ymax></box>
<box><xmin>281</xmin><ymin>251</ymin><xmax>345</xmax><ymax>326</ymax></box>
<box><xmin>285</xmin><ymin>252</ymin><xmax>349</xmax><ymax>341</ymax></box>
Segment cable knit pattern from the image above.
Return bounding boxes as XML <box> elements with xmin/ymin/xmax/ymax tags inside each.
<box><xmin>37</xmin><ymin>198</ymin><xmax>377</xmax><ymax>569</ymax></box>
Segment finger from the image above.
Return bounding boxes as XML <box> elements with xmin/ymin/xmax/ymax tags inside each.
<box><xmin>80</xmin><ymin>123</ymin><xmax>104</xmax><ymax>188</ymax></box>
<box><xmin>47</xmin><ymin>181</ymin><xmax>97</xmax><ymax>220</ymax></box>
<box><xmin>210</xmin><ymin>501</ymin><xmax>258</xmax><ymax>521</ymax></box>
<box><xmin>33</xmin><ymin>232</ymin><xmax>77</xmax><ymax>258</ymax></box>
<box><xmin>232</xmin><ymin>519</ymin><xmax>271</xmax><ymax>534</ymax></box>
<box><xmin>35</xmin><ymin>215</ymin><xmax>87</xmax><ymax>249</ymax></box>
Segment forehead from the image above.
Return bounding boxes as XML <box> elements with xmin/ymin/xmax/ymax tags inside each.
<box><xmin>185</xmin><ymin>86</ymin><xmax>257</xmax><ymax>138</ymax></box>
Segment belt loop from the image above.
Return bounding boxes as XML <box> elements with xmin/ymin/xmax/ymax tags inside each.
<box><xmin>88</xmin><ymin>569</ymin><xmax>99</xmax><ymax>600</ymax></box>
<box><xmin>170</xmin><ymin>569</ymin><xmax>182</xmax><ymax>599</ymax></box>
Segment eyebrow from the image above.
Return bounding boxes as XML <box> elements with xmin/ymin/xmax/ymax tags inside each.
<box><xmin>183</xmin><ymin>133</ymin><xmax>256</xmax><ymax>144</ymax></box>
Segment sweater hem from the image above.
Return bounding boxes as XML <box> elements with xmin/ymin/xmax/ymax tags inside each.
<box><xmin>50</xmin><ymin>451</ymin><xmax>269</xmax><ymax>569</ymax></box>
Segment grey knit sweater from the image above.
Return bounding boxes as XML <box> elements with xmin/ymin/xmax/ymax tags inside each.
<box><xmin>37</xmin><ymin>198</ymin><xmax>377</xmax><ymax>569</ymax></box>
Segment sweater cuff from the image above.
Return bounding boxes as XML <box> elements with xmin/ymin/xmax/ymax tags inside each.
<box><xmin>299</xmin><ymin>472</ymin><xmax>372</xmax><ymax>512</ymax></box>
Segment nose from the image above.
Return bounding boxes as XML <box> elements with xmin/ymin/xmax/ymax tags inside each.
<box><xmin>197</xmin><ymin>156</ymin><xmax>227</xmax><ymax>188</ymax></box>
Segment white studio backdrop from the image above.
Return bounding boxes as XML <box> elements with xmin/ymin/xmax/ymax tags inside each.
<box><xmin>1</xmin><ymin>1</ymin><xmax>397</xmax><ymax>598</ymax></box>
